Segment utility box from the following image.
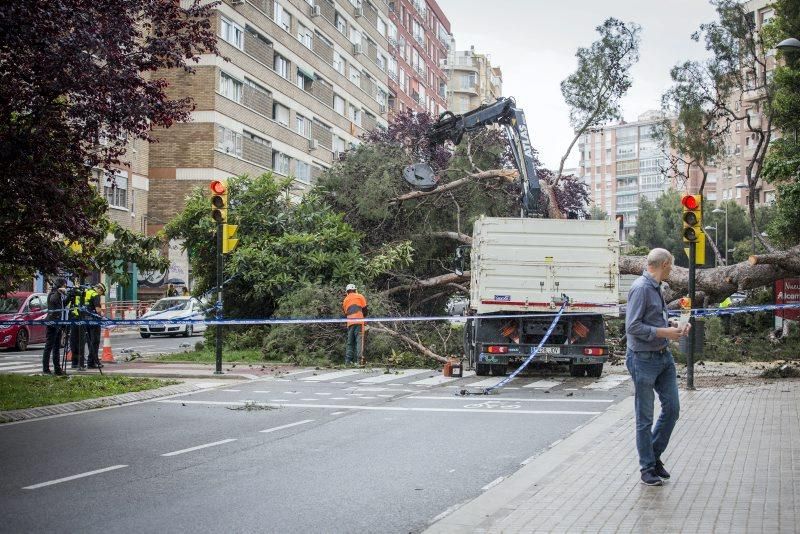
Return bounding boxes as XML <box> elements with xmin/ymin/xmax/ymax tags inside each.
<box><xmin>678</xmin><ymin>318</ymin><xmax>705</xmax><ymax>355</ymax></box>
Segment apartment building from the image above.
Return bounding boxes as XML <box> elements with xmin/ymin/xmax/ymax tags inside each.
<box><xmin>444</xmin><ymin>45</ymin><xmax>503</xmax><ymax>114</ymax></box>
<box><xmin>716</xmin><ymin>0</ymin><xmax>777</xmax><ymax>209</ymax></box>
<box><xmin>148</xmin><ymin>0</ymin><xmax>391</xmax><ymax>226</ymax></box>
<box><xmin>385</xmin><ymin>0</ymin><xmax>450</xmax><ymax>115</ymax></box>
<box><xmin>579</xmin><ymin>111</ymin><xmax>687</xmax><ymax>241</ymax></box>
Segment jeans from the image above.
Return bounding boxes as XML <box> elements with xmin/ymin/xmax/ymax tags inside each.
<box><xmin>626</xmin><ymin>348</ymin><xmax>680</xmax><ymax>472</ymax></box>
<box><xmin>345</xmin><ymin>324</ymin><xmax>363</xmax><ymax>364</ymax></box>
<box><xmin>42</xmin><ymin>326</ymin><xmax>62</xmax><ymax>371</ymax></box>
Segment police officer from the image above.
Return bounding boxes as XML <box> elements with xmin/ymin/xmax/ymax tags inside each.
<box><xmin>69</xmin><ymin>285</ymin><xmax>88</xmax><ymax>369</ymax></box>
<box><xmin>85</xmin><ymin>283</ymin><xmax>106</xmax><ymax>368</ymax></box>
<box><xmin>42</xmin><ymin>278</ymin><xmax>67</xmax><ymax>375</ymax></box>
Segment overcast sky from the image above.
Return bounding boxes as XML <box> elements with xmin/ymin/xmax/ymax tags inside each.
<box><xmin>435</xmin><ymin>0</ymin><xmax>719</xmax><ymax>170</ymax></box>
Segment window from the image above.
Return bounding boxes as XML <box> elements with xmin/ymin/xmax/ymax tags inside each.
<box><xmin>295</xmin><ymin>161</ymin><xmax>311</xmax><ymax>183</ymax></box>
<box><xmin>333</xmin><ymin>135</ymin><xmax>346</xmax><ymax>154</ymax></box>
<box><xmin>349</xmin><ymin>104</ymin><xmax>361</xmax><ymax>126</ymax></box>
<box><xmin>220</xmin><ymin>17</ymin><xmax>244</xmax><ymax>49</ymax></box>
<box><xmin>388</xmin><ymin>21</ymin><xmax>397</xmax><ymax>43</ymax></box>
<box><xmin>296</xmin><ymin>69</ymin><xmax>313</xmax><ymax>91</ymax></box>
<box><xmin>377</xmin><ymin>54</ymin><xmax>387</xmax><ymax>71</ymax></box>
<box><xmin>296</xmin><ymin>113</ymin><xmax>311</xmax><ymax>138</ymax></box>
<box><xmin>219</xmin><ymin>72</ymin><xmax>242</xmax><ymax>103</ymax></box>
<box><xmin>274</xmin><ymin>2</ymin><xmax>291</xmax><ymax>32</ymax></box>
<box><xmin>273</xmin><ymin>151</ymin><xmax>290</xmax><ymax>175</ymax></box>
<box><xmin>273</xmin><ymin>102</ymin><xmax>290</xmax><ymax>126</ymax></box>
<box><xmin>335</xmin><ymin>12</ymin><xmax>346</xmax><ymax>34</ymax></box>
<box><xmin>333</xmin><ymin>94</ymin><xmax>346</xmax><ymax>115</ymax></box>
<box><xmin>217</xmin><ymin>125</ymin><xmax>242</xmax><ymax>157</ymax></box>
<box><xmin>461</xmin><ymin>73</ymin><xmax>477</xmax><ymax>89</ymax></box>
<box><xmin>104</xmin><ymin>171</ymin><xmax>128</xmax><ymax>209</ymax></box>
<box><xmin>333</xmin><ymin>51</ymin><xmax>346</xmax><ymax>76</ymax></box>
<box><xmin>349</xmin><ymin>27</ymin><xmax>362</xmax><ymax>46</ymax></box>
<box><xmin>377</xmin><ymin>17</ymin><xmax>387</xmax><ymax>37</ymax></box>
<box><xmin>349</xmin><ymin>66</ymin><xmax>361</xmax><ymax>86</ymax></box>
<box><xmin>274</xmin><ymin>54</ymin><xmax>289</xmax><ymax>79</ymax></box>
<box><xmin>297</xmin><ymin>24</ymin><xmax>312</xmax><ymax>48</ymax></box>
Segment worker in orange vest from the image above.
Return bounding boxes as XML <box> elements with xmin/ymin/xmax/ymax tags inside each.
<box><xmin>342</xmin><ymin>283</ymin><xmax>368</xmax><ymax>365</ymax></box>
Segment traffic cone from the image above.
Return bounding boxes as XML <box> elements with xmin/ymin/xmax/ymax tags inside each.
<box><xmin>101</xmin><ymin>328</ymin><xmax>115</xmax><ymax>363</ymax></box>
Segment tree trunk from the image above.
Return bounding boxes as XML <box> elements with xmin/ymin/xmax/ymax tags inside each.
<box><xmin>383</xmin><ymin>272</ymin><xmax>470</xmax><ymax>296</ymax></box>
<box><xmin>620</xmin><ymin>246</ymin><xmax>800</xmax><ymax>303</ymax></box>
<box><xmin>390</xmin><ymin>169</ymin><xmax>517</xmax><ymax>203</ymax></box>
<box><xmin>370</xmin><ymin>323</ymin><xmax>448</xmax><ymax>363</ymax></box>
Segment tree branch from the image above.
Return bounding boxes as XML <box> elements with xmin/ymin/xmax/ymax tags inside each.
<box><xmin>370</xmin><ymin>323</ymin><xmax>448</xmax><ymax>363</ymax></box>
<box><xmin>389</xmin><ymin>170</ymin><xmax>517</xmax><ymax>203</ymax></box>
<box><xmin>382</xmin><ymin>271</ymin><xmax>470</xmax><ymax>296</ymax></box>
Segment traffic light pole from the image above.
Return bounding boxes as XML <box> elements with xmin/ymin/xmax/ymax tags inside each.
<box><xmin>687</xmin><ymin>242</ymin><xmax>696</xmax><ymax>390</ymax></box>
<box><xmin>215</xmin><ymin>220</ymin><xmax>224</xmax><ymax>375</ymax></box>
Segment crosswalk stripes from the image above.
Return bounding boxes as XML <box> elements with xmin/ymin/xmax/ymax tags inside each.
<box><xmin>300</xmin><ymin>369</ymin><xmax>364</xmax><ymax>382</ymax></box>
<box><xmin>0</xmin><ymin>363</ymin><xmax>40</xmax><ymax>373</ymax></box>
<box><xmin>464</xmin><ymin>377</ymin><xmax>505</xmax><ymax>388</ymax></box>
<box><xmin>356</xmin><ymin>369</ymin><xmax>432</xmax><ymax>384</ymax></box>
<box><xmin>524</xmin><ymin>380</ymin><xmax>562</xmax><ymax>389</ymax></box>
<box><xmin>583</xmin><ymin>375</ymin><xmax>630</xmax><ymax>390</ymax></box>
<box><xmin>410</xmin><ymin>371</ymin><xmax>476</xmax><ymax>386</ymax></box>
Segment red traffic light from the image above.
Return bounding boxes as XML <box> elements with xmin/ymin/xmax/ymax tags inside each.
<box><xmin>681</xmin><ymin>195</ymin><xmax>699</xmax><ymax>210</ymax></box>
<box><xmin>210</xmin><ymin>180</ymin><xmax>226</xmax><ymax>195</ymax></box>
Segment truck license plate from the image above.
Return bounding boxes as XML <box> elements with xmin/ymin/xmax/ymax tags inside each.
<box><xmin>538</xmin><ymin>346</ymin><xmax>560</xmax><ymax>355</ymax></box>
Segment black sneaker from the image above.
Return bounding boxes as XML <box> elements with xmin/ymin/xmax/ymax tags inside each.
<box><xmin>641</xmin><ymin>469</ymin><xmax>663</xmax><ymax>486</ymax></box>
<box><xmin>42</xmin><ymin>369</ymin><xmax>52</xmax><ymax>374</ymax></box>
<box><xmin>654</xmin><ymin>460</ymin><xmax>671</xmax><ymax>479</ymax></box>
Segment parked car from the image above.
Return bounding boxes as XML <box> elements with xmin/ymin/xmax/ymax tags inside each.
<box><xmin>139</xmin><ymin>297</ymin><xmax>207</xmax><ymax>338</ymax></box>
<box><xmin>0</xmin><ymin>292</ymin><xmax>48</xmax><ymax>351</ymax></box>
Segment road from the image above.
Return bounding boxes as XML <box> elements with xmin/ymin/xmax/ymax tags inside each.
<box><xmin>0</xmin><ymin>367</ymin><xmax>632</xmax><ymax>533</ymax></box>
<box><xmin>0</xmin><ymin>332</ymin><xmax>196</xmax><ymax>374</ymax></box>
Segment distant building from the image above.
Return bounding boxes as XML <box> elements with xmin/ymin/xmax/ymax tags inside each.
<box><xmin>578</xmin><ymin>111</ymin><xmax>683</xmax><ymax>241</ymax></box>
<box><xmin>443</xmin><ymin>45</ymin><xmax>502</xmax><ymax>114</ymax></box>
<box><xmin>386</xmin><ymin>0</ymin><xmax>451</xmax><ymax>116</ymax></box>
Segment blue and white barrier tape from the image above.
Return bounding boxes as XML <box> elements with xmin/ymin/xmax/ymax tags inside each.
<box><xmin>2</xmin><ymin>302</ymin><xmax>798</xmax><ymax>329</ymax></box>
<box><xmin>482</xmin><ymin>300</ymin><xmax>568</xmax><ymax>394</ymax></box>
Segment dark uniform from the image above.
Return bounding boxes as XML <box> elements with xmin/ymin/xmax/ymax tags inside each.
<box><xmin>84</xmin><ymin>287</ymin><xmax>102</xmax><ymax>368</ymax></box>
<box><xmin>42</xmin><ymin>283</ymin><xmax>66</xmax><ymax>374</ymax></box>
<box><xmin>70</xmin><ymin>289</ymin><xmax>88</xmax><ymax>369</ymax></box>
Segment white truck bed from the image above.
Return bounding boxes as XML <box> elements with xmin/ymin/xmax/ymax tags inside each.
<box><xmin>469</xmin><ymin>217</ymin><xmax>620</xmax><ymax>316</ymax></box>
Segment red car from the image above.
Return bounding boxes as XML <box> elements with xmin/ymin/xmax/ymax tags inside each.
<box><xmin>0</xmin><ymin>292</ymin><xmax>48</xmax><ymax>351</ymax></box>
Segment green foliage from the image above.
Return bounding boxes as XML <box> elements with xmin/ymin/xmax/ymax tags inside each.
<box><xmin>766</xmin><ymin>180</ymin><xmax>800</xmax><ymax>248</ymax></box>
<box><xmin>588</xmin><ymin>205</ymin><xmax>609</xmax><ymax>220</ymax></box>
<box><xmin>630</xmin><ymin>191</ymin><xmax>685</xmax><ymax>266</ymax></box>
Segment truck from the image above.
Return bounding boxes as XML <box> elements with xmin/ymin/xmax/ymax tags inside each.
<box><xmin>462</xmin><ymin>216</ymin><xmax>620</xmax><ymax>377</ymax></box>
<box><xmin>403</xmin><ymin>97</ymin><xmax>621</xmax><ymax>378</ymax></box>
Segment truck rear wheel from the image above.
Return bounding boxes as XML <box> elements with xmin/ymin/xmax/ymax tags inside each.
<box><xmin>569</xmin><ymin>363</ymin><xmax>587</xmax><ymax>377</ymax></box>
<box><xmin>587</xmin><ymin>363</ymin><xmax>604</xmax><ymax>378</ymax></box>
<box><xmin>476</xmin><ymin>363</ymin><xmax>490</xmax><ymax>376</ymax></box>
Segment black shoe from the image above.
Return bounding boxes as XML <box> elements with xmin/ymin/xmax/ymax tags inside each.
<box><xmin>42</xmin><ymin>369</ymin><xmax>52</xmax><ymax>374</ymax></box>
<box><xmin>641</xmin><ymin>469</ymin><xmax>663</xmax><ymax>486</ymax></box>
<box><xmin>79</xmin><ymin>366</ymin><xmax>87</xmax><ymax>371</ymax></box>
<box><xmin>54</xmin><ymin>368</ymin><xmax>64</xmax><ymax>376</ymax></box>
<box><xmin>654</xmin><ymin>460</ymin><xmax>671</xmax><ymax>479</ymax></box>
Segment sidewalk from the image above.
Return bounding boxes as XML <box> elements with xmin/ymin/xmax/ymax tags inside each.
<box><xmin>427</xmin><ymin>379</ymin><xmax>800</xmax><ymax>533</ymax></box>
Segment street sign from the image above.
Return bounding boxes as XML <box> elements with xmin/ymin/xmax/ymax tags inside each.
<box><xmin>775</xmin><ymin>278</ymin><xmax>800</xmax><ymax>321</ymax></box>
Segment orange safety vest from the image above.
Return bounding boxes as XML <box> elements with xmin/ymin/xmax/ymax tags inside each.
<box><xmin>342</xmin><ymin>292</ymin><xmax>367</xmax><ymax>327</ymax></box>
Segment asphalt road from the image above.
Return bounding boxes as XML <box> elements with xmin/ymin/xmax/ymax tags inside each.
<box><xmin>0</xmin><ymin>367</ymin><xmax>632</xmax><ymax>533</ymax></box>
<box><xmin>0</xmin><ymin>332</ymin><xmax>198</xmax><ymax>373</ymax></box>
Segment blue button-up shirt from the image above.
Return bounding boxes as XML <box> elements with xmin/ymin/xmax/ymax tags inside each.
<box><xmin>625</xmin><ymin>271</ymin><xmax>669</xmax><ymax>352</ymax></box>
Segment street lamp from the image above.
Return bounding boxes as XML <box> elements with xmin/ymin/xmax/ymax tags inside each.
<box><xmin>704</xmin><ymin>224</ymin><xmax>719</xmax><ymax>266</ymax></box>
<box><xmin>712</xmin><ymin>206</ymin><xmax>728</xmax><ymax>265</ymax></box>
<box><xmin>777</xmin><ymin>37</ymin><xmax>800</xmax><ymax>51</ymax></box>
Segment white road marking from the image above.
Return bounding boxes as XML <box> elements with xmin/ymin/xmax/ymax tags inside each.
<box><xmin>481</xmin><ymin>477</ymin><xmax>505</xmax><ymax>491</ymax></box>
<box><xmin>583</xmin><ymin>375</ymin><xmax>630</xmax><ymax>390</ymax></box>
<box><xmin>0</xmin><ymin>361</ymin><xmax>31</xmax><ymax>368</ymax></box>
<box><xmin>221</xmin><ymin>389</ymin><xmax>240</xmax><ymax>392</ymax></box>
<box><xmin>259</xmin><ymin>419</ymin><xmax>314</xmax><ymax>433</ymax></box>
<box><xmin>23</xmin><ymin>465</ymin><xmax>128</xmax><ymax>490</ymax></box>
<box><xmin>465</xmin><ymin>377</ymin><xmax>504</xmax><ymax>387</ymax></box>
<box><xmin>301</xmin><ymin>369</ymin><xmax>364</xmax><ymax>382</ymax></box>
<box><xmin>411</xmin><ymin>371</ymin><xmax>477</xmax><ymax>386</ymax></box>
<box><xmin>301</xmin><ymin>398</ymin><xmax>317</xmax><ymax>401</ymax></box>
<box><xmin>520</xmin><ymin>455</ymin><xmax>537</xmax><ymax>465</ymax></box>
<box><xmin>270</xmin><ymin>399</ymin><xmax>289</xmax><ymax>402</ymax></box>
<box><xmin>377</xmin><ymin>394</ymin><xmax>393</xmax><ymax>398</ymax></box>
<box><xmin>330</xmin><ymin>381</ymin><xmax>347</xmax><ymax>384</ymax></box>
<box><xmin>523</xmin><ymin>380</ymin><xmax>562</xmax><ymax>389</ymax></box>
<box><xmin>0</xmin><ymin>364</ymin><xmax>40</xmax><ymax>372</ymax></box>
<box><xmin>252</xmin><ymin>390</ymin><xmax>271</xmax><ymax>394</ymax></box>
<box><xmin>407</xmin><ymin>396</ymin><xmax>613</xmax><ymax>403</ymax></box>
<box><xmin>314</xmin><ymin>392</ymin><xmax>332</xmax><ymax>396</ymax></box>
<box><xmin>159</xmin><ymin>400</ymin><xmax>602</xmax><ymax>415</ymax></box>
<box><xmin>331</xmin><ymin>411</ymin><xmax>346</xmax><ymax>415</ymax></box>
<box><xmin>161</xmin><ymin>439</ymin><xmax>237</xmax><ymax>457</ymax></box>
<box><xmin>331</xmin><ymin>397</ymin><xmax>347</xmax><ymax>400</ymax></box>
<box><xmin>356</xmin><ymin>369</ymin><xmax>432</xmax><ymax>384</ymax></box>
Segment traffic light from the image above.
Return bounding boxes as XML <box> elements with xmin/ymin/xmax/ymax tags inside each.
<box><xmin>681</xmin><ymin>194</ymin><xmax>706</xmax><ymax>265</ymax></box>
<box><xmin>210</xmin><ymin>180</ymin><xmax>228</xmax><ymax>223</ymax></box>
<box><xmin>222</xmin><ymin>224</ymin><xmax>238</xmax><ymax>254</ymax></box>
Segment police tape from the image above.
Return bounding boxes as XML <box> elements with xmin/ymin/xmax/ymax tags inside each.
<box><xmin>482</xmin><ymin>300</ymin><xmax>568</xmax><ymax>394</ymax></box>
<box><xmin>1</xmin><ymin>302</ymin><xmax>799</xmax><ymax>329</ymax></box>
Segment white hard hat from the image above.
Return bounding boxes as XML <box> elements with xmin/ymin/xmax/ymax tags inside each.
<box><xmin>346</xmin><ymin>283</ymin><xmax>357</xmax><ymax>291</ymax></box>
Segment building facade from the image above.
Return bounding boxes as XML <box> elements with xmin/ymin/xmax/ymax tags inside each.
<box><xmin>579</xmin><ymin>112</ymin><xmax>683</xmax><ymax>241</ymax></box>
<box><xmin>444</xmin><ymin>45</ymin><xmax>502</xmax><ymax>114</ymax></box>
<box><xmin>148</xmin><ymin>0</ymin><xmax>392</xmax><ymax>227</ymax></box>
<box><xmin>385</xmin><ymin>0</ymin><xmax>451</xmax><ymax>116</ymax></box>
<box><xmin>716</xmin><ymin>0</ymin><xmax>777</xmax><ymax>209</ymax></box>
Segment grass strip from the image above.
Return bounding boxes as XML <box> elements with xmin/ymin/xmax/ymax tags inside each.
<box><xmin>0</xmin><ymin>375</ymin><xmax>179</xmax><ymax>411</ymax></box>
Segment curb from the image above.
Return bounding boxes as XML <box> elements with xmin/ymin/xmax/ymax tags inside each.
<box><xmin>424</xmin><ymin>395</ymin><xmax>635</xmax><ymax>533</ymax></box>
<box><xmin>97</xmin><ymin>370</ymin><xmax>259</xmax><ymax>380</ymax></box>
<box><xmin>0</xmin><ymin>382</ymin><xmax>202</xmax><ymax>424</ymax></box>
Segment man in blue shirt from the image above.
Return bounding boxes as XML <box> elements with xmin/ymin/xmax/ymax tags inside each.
<box><xmin>626</xmin><ymin>248</ymin><xmax>690</xmax><ymax>486</ymax></box>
